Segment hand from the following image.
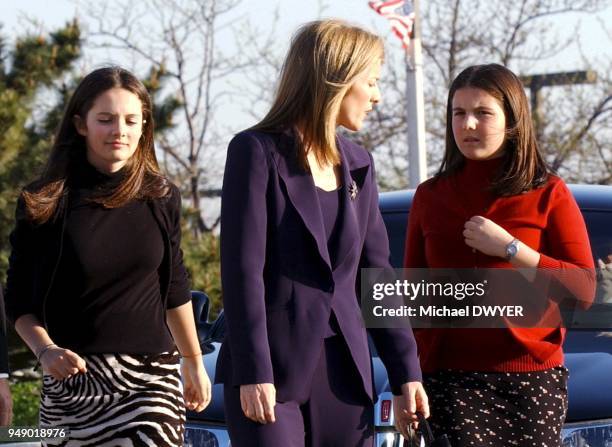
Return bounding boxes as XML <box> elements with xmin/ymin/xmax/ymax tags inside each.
<box><xmin>0</xmin><ymin>379</ymin><xmax>12</xmax><ymax>426</ymax></box>
<box><xmin>463</xmin><ymin>216</ymin><xmax>514</xmax><ymax>258</ymax></box>
<box><xmin>40</xmin><ymin>346</ymin><xmax>87</xmax><ymax>381</ymax></box>
<box><xmin>598</xmin><ymin>255</ymin><xmax>612</xmax><ymax>271</ymax></box>
<box><xmin>240</xmin><ymin>383</ymin><xmax>276</xmax><ymax>424</ymax></box>
<box><xmin>597</xmin><ymin>255</ymin><xmax>612</xmax><ymax>304</ymax></box>
<box><xmin>393</xmin><ymin>381</ymin><xmax>429</xmax><ymax>440</ymax></box>
<box><xmin>181</xmin><ymin>357</ymin><xmax>211</xmax><ymax>412</ymax></box>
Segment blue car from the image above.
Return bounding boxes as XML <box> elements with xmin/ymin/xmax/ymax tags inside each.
<box><xmin>185</xmin><ymin>184</ymin><xmax>612</xmax><ymax>447</ymax></box>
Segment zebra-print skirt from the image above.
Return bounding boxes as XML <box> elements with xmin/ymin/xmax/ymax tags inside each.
<box><xmin>40</xmin><ymin>351</ymin><xmax>185</xmax><ymax>447</ymax></box>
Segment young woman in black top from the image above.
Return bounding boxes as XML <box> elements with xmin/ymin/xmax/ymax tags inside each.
<box><xmin>4</xmin><ymin>66</ymin><xmax>210</xmax><ymax>445</ymax></box>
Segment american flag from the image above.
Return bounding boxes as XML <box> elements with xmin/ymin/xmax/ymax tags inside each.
<box><xmin>368</xmin><ymin>0</ymin><xmax>416</xmax><ymax>50</ymax></box>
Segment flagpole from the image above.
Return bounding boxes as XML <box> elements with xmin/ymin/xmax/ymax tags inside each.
<box><xmin>405</xmin><ymin>0</ymin><xmax>427</xmax><ymax>187</ymax></box>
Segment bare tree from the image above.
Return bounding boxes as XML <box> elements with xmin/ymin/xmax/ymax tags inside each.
<box><xmin>81</xmin><ymin>0</ymin><xmax>610</xmax><ymax>198</ymax></box>
<box><xmin>366</xmin><ymin>0</ymin><xmax>612</xmax><ymax>187</ymax></box>
<box><xmin>235</xmin><ymin>0</ymin><xmax>611</xmax><ymax>189</ymax></box>
<box><xmin>539</xmin><ymin>63</ymin><xmax>612</xmax><ymax>183</ymax></box>
<box><xmin>78</xmin><ymin>0</ymin><xmax>252</xmax><ymax>235</ymax></box>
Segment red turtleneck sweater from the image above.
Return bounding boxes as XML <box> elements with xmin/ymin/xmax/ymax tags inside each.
<box><xmin>404</xmin><ymin>158</ymin><xmax>595</xmax><ymax>373</ymax></box>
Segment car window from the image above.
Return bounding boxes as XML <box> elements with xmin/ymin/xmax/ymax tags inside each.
<box><xmin>382</xmin><ymin>211</ymin><xmax>409</xmax><ymax>269</ymax></box>
<box><xmin>583</xmin><ymin>210</ymin><xmax>612</xmax><ymax>267</ymax></box>
<box><xmin>568</xmin><ymin>210</ymin><xmax>612</xmax><ymax>341</ymax></box>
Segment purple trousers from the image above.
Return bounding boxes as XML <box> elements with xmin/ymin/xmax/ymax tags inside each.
<box><xmin>224</xmin><ymin>335</ymin><xmax>374</xmax><ymax>447</ymax></box>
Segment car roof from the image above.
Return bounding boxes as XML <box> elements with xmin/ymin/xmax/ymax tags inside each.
<box><xmin>567</xmin><ymin>184</ymin><xmax>612</xmax><ymax>210</ymax></box>
<box><xmin>380</xmin><ymin>184</ymin><xmax>612</xmax><ymax>213</ymax></box>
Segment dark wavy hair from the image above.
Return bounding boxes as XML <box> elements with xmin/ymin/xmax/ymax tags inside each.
<box><xmin>436</xmin><ymin>63</ymin><xmax>550</xmax><ymax>196</ymax></box>
<box><xmin>22</xmin><ymin>66</ymin><xmax>169</xmax><ymax>224</ymax></box>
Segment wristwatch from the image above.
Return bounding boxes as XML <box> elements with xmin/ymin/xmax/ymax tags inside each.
<box><xmin>505</xmin><ymin>238</ymin><xmax>520</xmax><ymax>261</ymax></box>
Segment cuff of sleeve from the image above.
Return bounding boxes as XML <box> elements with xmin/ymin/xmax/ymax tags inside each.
<box><xmin>231</xmin><ymin>355</ymin><xmax>274</xmax><ymax>386</ymax></box>
<box><xmin>228</xmin><ymin>343</ymin><xmax>274</xmax><ymax>386</ymax></box>
<box><xmin>390</xmin><ymin>372</ymin><xmax>423</xmax><ymax>396</ymax></box>
<box><xmin>0</xmin><ymin>373</ymin><xmax>9</xmax><ymax>379</ymax></box>
<box><xmin>166</xmin><ymin>278</ymin><xmax>193</xmax><ymax>309</ymax></box>
<box><xmin>391</xmin><ymin>378</ymin><xmax>423</xmax><ymax>396</ymax></box>
<box><xmin>166</xmin><ymin>292</ymin><xmax>192</xmax><ymax>310</ymax></box>
<box><xmin>538</xmin><ymin>253</ymin><xmax>561</xmax><ymax>269</ymax></box>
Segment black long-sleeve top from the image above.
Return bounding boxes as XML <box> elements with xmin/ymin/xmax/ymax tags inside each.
<box><xmin>4</xmin><ymin>160</ymin><xmax>192</xmax><ymax>354</ymax></box>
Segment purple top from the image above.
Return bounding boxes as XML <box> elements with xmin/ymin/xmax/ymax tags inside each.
<box><xmin>316</xmin><ymin>187</ymin><xmax>342</xmax><ymax>249</ymax></box>
<box><xmin>316</xmin><ymin>186</ymin><xmax>344</xmax><ymax>337</ymax></box>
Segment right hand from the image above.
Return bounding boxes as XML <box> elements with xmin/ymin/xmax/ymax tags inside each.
<box><xmin>181</xmin><ymin>357</ymin><xmax>212</xmax><ymax>412</ymax></box>
<box><xmin>239</xmin><ymin>383</ymin><xmax>276</xmax><ymax>424</ymax></box>
<box><xmin>393</xmin><ymin>381</ymin><xmax>430</xmax><ymax>440</ymax></box>
<box><xmin>40</xmin><ymin>346</ymin><xmax>87</xmax><ymax>381</ymax></box>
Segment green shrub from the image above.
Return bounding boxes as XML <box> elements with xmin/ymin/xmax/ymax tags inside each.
<box><xmin>181</xmin><ymin>214</ymin><xmax>222</xmax><ymax>320</ymax></box>
<box><xmin>10</xmin><ymin>380</ymin><xmax>41</xmax><ymax>426</ymax></box>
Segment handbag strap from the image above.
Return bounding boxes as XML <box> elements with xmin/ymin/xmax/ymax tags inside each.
<box><xmin>417</xmin><ymin>412</ymin><xmax>435</xmax><ymax>443</ymax></box>
<box><xmin>403</xmin><ymin>413</ymin><xmax>452</xmax><ymax>447</ymax></box>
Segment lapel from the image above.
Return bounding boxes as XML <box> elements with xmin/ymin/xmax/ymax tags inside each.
<box><xmin>334</xmin><ymin>135</ymin><xmax>370</xmax><ymax>269</ymax></box>
<box><xmin>273</xmin><ymin>131</ymin><xmax>371</xmax><ymax>273</ymax></box>
<box><xmin>274</xmin><ymin>132</ymin><xmax>332</xmax><ymax>270</ymax></box>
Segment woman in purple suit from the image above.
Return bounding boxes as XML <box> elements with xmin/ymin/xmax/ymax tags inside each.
<box><xmin>216</xmin><ymin>19</ymin><xmax>428</xmax><ymax>446</ymax></box>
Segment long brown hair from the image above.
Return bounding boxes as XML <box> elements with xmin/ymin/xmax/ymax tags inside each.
<box><xmin>251</xmin><ymin>19</ymin><xmax>384</xmax><ymax>169</ymax></box>
<box><xmin>23</xmin><ymin>66</ymin><xmax>168</xmax><ymax>224</ymax></box>
<box><xmin>437</xmin><ymin>63</ymin><xmax>549</xmax><ymax>196</ymax></box>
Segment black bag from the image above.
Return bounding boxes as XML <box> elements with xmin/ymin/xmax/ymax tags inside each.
<box><xmin>404</xmin><ymin>413</ymin><xmax>452</xmax><ymax>447</ymax></box>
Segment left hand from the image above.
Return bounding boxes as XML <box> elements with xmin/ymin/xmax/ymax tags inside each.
<box><xmin>181</xmin><ymin>357</ymin><xmax>212</xmax><ymax>412</ymax></box>
<box><xmin>393</xmin><ymin>381</ymin><xmax>429</xmax><ymax>440</ymax></box>
<box><xmin>0</xmin><ymin>378</ymin><xmax>13</xmax><ymax>426</ymax></box>
<box><xmin>463</xmin><ymin>216</ymin><xmax>514</xmax><ymax>258</ymax></box>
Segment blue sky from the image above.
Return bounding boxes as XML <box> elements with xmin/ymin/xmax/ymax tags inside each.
<box><xmin>4</xmin><ymin>0</ymin><xmax>611</xmax><ymax>74</ymax></box>
<box><xmin>4</xmin><ymin>0</ymin><xmax>609</xmax><ymax>138</ymax></box>
<box><xmin>4</xmin><ymin>0</ymin><xmax>610</xmax><ymax>208</ymax></box>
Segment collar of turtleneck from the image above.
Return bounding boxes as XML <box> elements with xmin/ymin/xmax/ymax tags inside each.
<box><xmin>71</xmin><ymin>155</ymin><xmax>127</xmax><ymax>192</ymax></box>
<box><xmin>444</xmin><ymin>156</ymin><xmax>506</xmax><ymax>216</ymax></box>
<box><xmin>456</xmin><ymin>156</ymin><xmax>505</xmax><ymax>189</ymax></box>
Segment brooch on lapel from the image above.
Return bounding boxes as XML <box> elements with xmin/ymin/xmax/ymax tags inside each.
<box><xmin>348</xmin><ymin>180</ymin><xmax>358</xmax><ymax>200</ymax></box>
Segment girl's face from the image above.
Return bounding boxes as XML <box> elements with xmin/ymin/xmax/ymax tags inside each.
<box><xmin>337</xmin><ymin>59</ymin><xmax>382</xmax><ymax>131</ymax></box>
<box><xmin>74</xmin><ymin>87</ymin><xmax>144</xmax><ymax>174</ymax></box>
<box><xmin>451</xmin><ymin>87</ymin><xmax>507</xmax><ymax>160</ymax></box>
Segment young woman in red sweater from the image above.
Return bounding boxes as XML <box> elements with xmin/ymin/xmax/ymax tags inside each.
<box><xmin>404</xmin><ymin>64</ymin><xmax>595</xmax><ymax>446</ymax></box>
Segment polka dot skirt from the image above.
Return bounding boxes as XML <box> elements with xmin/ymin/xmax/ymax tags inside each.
<box><xmin>423</xmin><ymin>366</ymin><xmax>568</xmax><ymax>447</ymax></box>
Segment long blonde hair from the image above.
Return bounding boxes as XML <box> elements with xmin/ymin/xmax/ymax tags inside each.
<box><xmin>251</xmin><ymin>19</ymin><xmax>384</xmax><ymax>169</ymax></box>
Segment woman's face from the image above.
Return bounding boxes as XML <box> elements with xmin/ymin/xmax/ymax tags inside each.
<box><xmin>451</xmin><ymin>87</ymin><xmax>507</xmax><ymax>160</ymax></box>
<box><xmin>337</xmin><ymin>59</ymin><xmax>382</xmax><ymax>131</ymax></box>
<box><xmin>74</xmin><ymin>87</ymin><xmax>144</xmax><ymax>174</ymax></box>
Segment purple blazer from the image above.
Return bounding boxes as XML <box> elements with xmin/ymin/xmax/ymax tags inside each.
<box><xmin>215</xmin><ymin>129</ymin><xmax>421</xmax><ymax>402</ymax></box>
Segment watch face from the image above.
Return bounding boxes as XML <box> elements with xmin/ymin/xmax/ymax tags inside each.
<box><xmin>506</xmin><ymin>240</ymin><xmax>519</xmax><ymax>259</ymax></box>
